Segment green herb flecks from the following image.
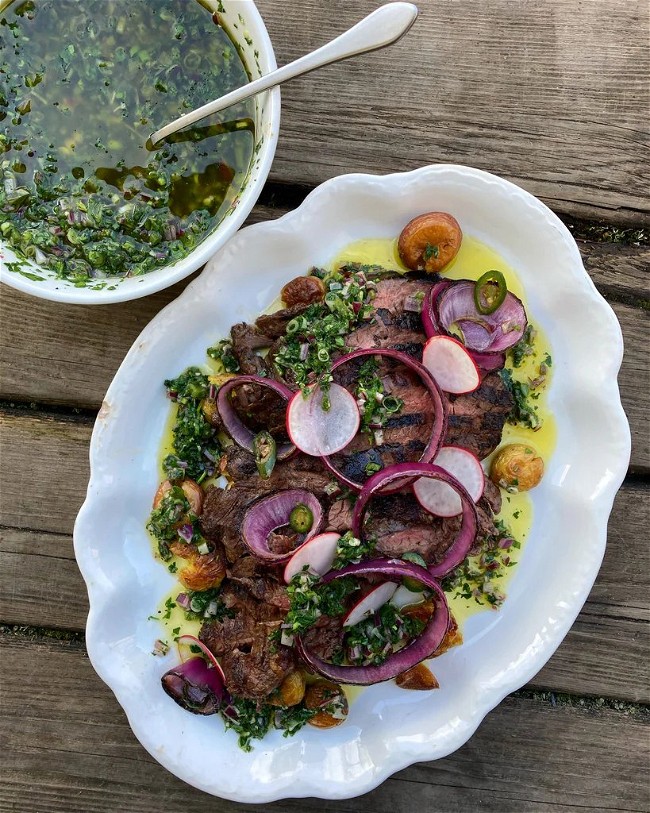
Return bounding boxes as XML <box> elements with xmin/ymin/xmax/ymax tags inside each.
<box><xmin>163</xmin><ymin>367</ymin><xmax>221</xmax><ymax>482</ymax></box>
<box><xmin>442</xmin><ymin>518</ymin><xmax>520</xmax><ymax>608</ymax></box>
<box><xmin>355</xmin><ymin>357</ymin><xmax>404</xmax><ymax>443</ymax></box>
<box><xmin>0</xmin><ymin>0</ymin><xmax>255</xmax><ymax>284</ymax></box>
<box><xmin>273</xmin><ymin>704</ymin><xmax>318</xmax><ymax>737</ymax></box>
<box><xmin>273</xmin><ymin>270</ymin><xmax>375</xmax><ymax>392</ymax></box>
<box><xmin>222</xmin><ymin>698</ymin><xmax>273</xmax><ymax>752</ymax></box>
<box><xmin>183</xmin><ymin>587</ymin><xmax>234</xmax><ymax>621</ymax></box>
<box><xmin>499</xmin><ymin>367</ymin><xmax>542</xmax><ymax>431</ymax></box>
<box><xmin>207</xmin><ymin>340</ymin><xmax>240</xmax><ymax>373</ymax></box>
<box><xmin>284</xmin><ymin>571</ymin><xmax>358</xmax><ymax>636</ymax></box>
<box><xmin>510</xmin><ymin>324</ymin><xmax>537</xmax><ymax>368</ymax></box>
<box><xmin>333</xmin><ymin>530</ymin><xmax>377</xmax><ymax>569</ymax></box>
<box><xmin>344</xmin><ymin>602</ymin><xmax>425</xmax><ymax>666</ymax></box>
<box><xmin>146</xmin><ymin>485</ymin><xmax>190</xmax><ymax>561</ymax></box>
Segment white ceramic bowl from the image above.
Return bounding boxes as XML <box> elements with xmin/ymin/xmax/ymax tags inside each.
<box><xmin>0</xmin><ymin>1</ymin><xmax>279</xmax><ymax>304</ymax></box>
<box><xmin>74</xmin><ymin>165</ymin><xmax>630</xmax><ymax>802</ymax></box>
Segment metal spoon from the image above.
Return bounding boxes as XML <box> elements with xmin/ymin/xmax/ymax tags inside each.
<box><xmin>150</xmin><ymin>2</ymin><xmax>418</xmax><ymax>145</ymax></box>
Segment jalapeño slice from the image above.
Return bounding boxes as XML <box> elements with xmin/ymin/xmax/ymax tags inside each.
<box><xmin>254</xmin><ymin>431</ymin><xmax>277</xmax><ymax>479</ymax></box>
<box><xmin>474</xmin><ymin>270</ymin><xmax>507</xmax><ymax>315</ymax></box>
<box><xmin>289</xmin><ymin>503</ymin><xmax>314</xmax><ymax>533</ymax></box>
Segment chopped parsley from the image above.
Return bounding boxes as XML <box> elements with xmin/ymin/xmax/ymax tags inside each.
<box><xmin>274</xmin><ymin>704</ymin><xmax>318</xmax><ymax>736</ymax></box>
<box><xmin>163</xmin><ymin>367</ymin><xmax>221</xmax><ymax>482</ymax></box>
<box><xmin>422</xmin><ymin>242</ymin><xmax>439</xmax><ymax>261</ymax></box>
<box><xmin>510</xmin><ymin>324</ymin><xmax>537</xmax><ymax>367</ymax></box>
<box><xmin>284</xmin><ymin>571</ymin><xmax>358</xmax><ymax>635</ymax></box>
<box><xmin>183</xmin><ymin>587</ymin><xmax>234</xmax><ymax>621</ymax></box>
<box><xmin>499</xmin><ymin>367</ymin><xmax>542</xmax><ymax>431</ymax></box>
<box><xmin>442</xmin><ymin>518</ymin><xmax>520</xmax><ymax>608</ymax></box>
<box><xmin>207</xmin><ymin>340</ymin><xmax>240</xmax><ymax>373</ymax></box>
<box><xmin>344</xmin><ymin>603</ymin><xmax>425</xmax><ymax>666</ymax></box>
<box><xmin>223</xmin><ymin>698</ymin><xmax>273</xmax><ymax>752</ymax></box>
<box><xmin>146</xmin><ymin>486</ymin><xmax>190</xmax><ymax>561</ymax></box>
<box><xmin>333</xmin><ymin>530</ymin><xmax>377</xmax><ymax>569</ymax></box>
<box><xmin>273</xmin><ymin>270</ymin><xmax>375</xmax><ymax>392</ymax></box>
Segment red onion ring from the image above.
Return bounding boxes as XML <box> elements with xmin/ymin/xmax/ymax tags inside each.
<box><xmin>162</xmin><ymin>635</ymin><xmax>228</xmax><ymax>715</ymax></box>
<box><xmin>351</xmin><ymin>462</ymin><xmax>478</xmax><ymax>577</ymax></box>
<box><xmin>421</xmin><ymin>280</ymin><xmax>452</xmax><ymax>337</ymax></box>
<box><xmin>322</xmin><ymin>349</ymin><xmax>447</xmax><ymax>492</ymax></box>
<box><xmin>216</xmin><ymin>375</ymin><xmax>295</xmax><ymax>459</ymax></box>
<box><xmin>295</xmin><ymin>558</ymin><xmax>450</xmax><ymax>685</ymax></box>
<box><xmin>436</xmin><ymin>281</ymin><xmax>527</xmax><ymax>354</ymax></box>
<box><xmin>241</xmin><ymin>489</ymin><xmax>323</xmax><ymax>563</ymax></box>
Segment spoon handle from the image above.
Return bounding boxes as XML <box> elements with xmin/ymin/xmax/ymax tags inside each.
<box><xmin>151</xmin><ymin>2</ymin><xmax>418</xmax><ymax>144</ymax></box>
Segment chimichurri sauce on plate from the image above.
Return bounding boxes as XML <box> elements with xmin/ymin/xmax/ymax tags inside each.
<box><xmin>0</xmin><ymin>0</ymin><xmax>255</xmax><ymax>284</ymax></box>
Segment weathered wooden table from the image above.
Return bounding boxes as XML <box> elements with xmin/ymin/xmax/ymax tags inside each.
<box><xmin>1</xmin><ymin>1</ymin><xmax>648</xmax><ymax>810</ymax></box>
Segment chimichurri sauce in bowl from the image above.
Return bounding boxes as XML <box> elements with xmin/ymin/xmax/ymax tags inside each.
<box><xmin>0</xmin><ymin>0</ymin><xmax>256</xmax><ymax>285</ymax></box>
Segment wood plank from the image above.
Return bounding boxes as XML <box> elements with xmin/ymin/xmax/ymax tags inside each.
<box><xmin>256</xmin><ymin>0</ymin><xmax>650</xmax><ymax>225</ymax></box>
<box><xmin>1</xmin><ymin>407</ymin><xmax>647</xmax><ymax>700</ymax></box>
<box><xmin>1</xmin><ymin>241</ymin><xmax>648</xmax><ymax>469</ymax></box>
<box><xmin>0</xmin><ymin>634</ymin><xmax>648</xmax><ymax>813</ymax></box>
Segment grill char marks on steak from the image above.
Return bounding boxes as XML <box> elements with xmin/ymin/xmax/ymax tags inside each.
<box><xmin>199</xmin><ymin>581</ymin><xmax>294</xmax><ymax>699</ymax></box>
<box><xmin>329</xmin><ymin>354</ymin><xmax>439</xmax><ymax>489</ymax></box>
<box><xmin>445</xmin><ymin>372</ymin><xmax>513</xmax><ymax>459</ymax></box>
<box><xmin>200</xmin><ymin>447</ymin><xmax>334</xmax><ymax>563</ymax></box>
<box><xmin>345</xmin><ymin>277</ymin><xmax>433</xmax><ymax>357</ymax></box>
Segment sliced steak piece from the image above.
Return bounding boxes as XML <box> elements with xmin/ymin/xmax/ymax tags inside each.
<box><xmin>329</xmin><ymin>355</ymin><xmax>439</xmax><ymax>490</ymax></box>
<box><xmin>200</xmin><ymin>452</ymin><xmax>334</xmax><ymax>563</ymax></box>
<box><xmin>230</xmin><ymin>322</ymin><xmax>272</xmax><ymax>375</ymax></box>
<box><xmin>445</xmin><ymin>371</ymin><xmax>513</xmax><ymax>459</ymax></box>
<box><xmin>230</xmin><ymin>380</ymin><xmax>289</xmax><ymax>439</ymax></box>
<box><xmin>326</xmin><ymin>498</ymin><xmax>355</xmax><ymax>533</ymax></box>
<box><xmin>255</xmin><ymin>304</ymin><xmax>310</xmax><ymax>339</ymax></box>
<box><xmin>369</xmin><ymin>492</ymin><xmax>459</xmax><ymax>566</ymax></box>
<box><xmin>481</xmin><ymin>478</ymin><xmax>502</xmax><ymax>515</ymax></box>
<box><xmin>200</xmin><ymin>613</ymin><xmax>294</xmax><ymax>699</ymax></box>
<box><xmin>301</xmin><ymin>615</ymin><xmax>345</xmax><ymax>661</ymax></box>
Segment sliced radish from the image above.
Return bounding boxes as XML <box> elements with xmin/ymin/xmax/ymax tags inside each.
<box><xmin>390</xmin><ymin>584</ymin><xmax>427</xmax><ymax>609</ymax></box>
<box><xmin>286</xmin><ymin>383</ymin><xmax>360</xmax><ymax>456</ymax></box>
<box><xmin>413</xmin><ymin>446</ymin><xmax>485</xmax><ymax>517</ymax></box>
<box><xmin>343</xmin><ymin>581</ymin><xmax>398</xmax><ymax>627</ymax></box>
<box><xmin>422</xmin><ymin>335</ymin><xmax>480</xmax><ymax>395</ymax></box>
<box><xmin>284</xmin><ymin>531</ymin><xmax>341</xmax><ymax>583</ymax></box>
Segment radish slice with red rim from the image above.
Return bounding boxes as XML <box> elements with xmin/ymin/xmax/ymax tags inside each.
<box><xmin>413</xmin><ymin>446</ymin><xmax>484</xmax><ymax>518</ymax></box>
<box><xmin>284</xmin><ymin>531</ymin><xmax>341</xmax><ymax>583</ymax></box>
<box><xmin>286</xmin><ymin>384</ymin><xmax>360</xmax><ymax>457</ymax></box>
<box><xmin>422</xmin><ymin>335</ymin><xmax>480</xmax><ymax>394</ymax></box>
<box><xmin>176</xmin><ymin>634</ymin><xmax>226</xmax><ymax>681</ymax></box>
<box><xmin>391</xmin><ymin>584</ymin><xmax>427</xmax><ymax>609</ymax></box>
<box><xmin>216</xmin><ymin>375</ymin><xmax>295</xmax><ymax>459</ymax></box>
<box><xmin>352</xmin><ymin>463</ymin><xmax>478</xmax><ymax>577</ymax></box>
<box><xmin>343</xmin><ymin>581</ymin><xmax>398</xmax><ymax>627</ymax></box>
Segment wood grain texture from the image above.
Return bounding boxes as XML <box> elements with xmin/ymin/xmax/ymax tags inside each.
<box><xmin>1</xmin><ymin>239</ymin><xmax>648</xmax><ymax>468</ymax></box>
<box><xmin>1</xmin><ymin>409</ymin><xmax>647</xmax><ymax>700</ymax></box>
<box><xmin>0</xmin><ymin>633</ymin><xmax>648</xmax><ymax>813</ymax></box>
<box><xmin>256</xmin><ymin>0</ymin><xmax>650</xmax><ymax>224</ymax></box>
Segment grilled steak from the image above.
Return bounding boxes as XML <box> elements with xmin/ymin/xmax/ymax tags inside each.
<box><xmin>200</xmin><ymin>449</ymin><xmax>335</xmax><ymax>562</ymax></box>
<box><xmin>301</xmin><ymin>615</ymin><xmax>345</xmax><ymax>661</ymax></box>
<box><xmin>445</xmin><ymin>372</ymin><xmax>513</xmax><ymax>459</ymax></box>
<box><xmin>199</xmin><ymin>581</ymin><xmax>294</xmax><ymax>699</ymax></box>
<box><xmin>230</xmin><ymin>322</ymin><xmax>272</xmax><ymax>375</ymax></box>
<box><xmin>256</xmin><ymin>304</ymin><xmax>310</xmax><ymax>339</ymax></box>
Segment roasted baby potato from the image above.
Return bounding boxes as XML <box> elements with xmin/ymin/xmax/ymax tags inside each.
<box><xmin>267</xmin><ymin>671</ymin><xmax>307</xmax><ymax>707</ymax></box>
<box><xmin>398</xmin><ymin>212</ymin><xmax>462</xmax><ymax>273</ymax></box>
<box><xmin>396</xmin><ymin>662</ymin><xmax>439</xmax><ymax>690</ymax></box>
<box><xmin>305</xmin><ymin>679</ymin><xmax>349</xmax><ymax>729</ymax></box>
<box><xmin>490</xmin><ymin>443</ymin><xmax>544</xmax><ymax>492</ymax></box>
<box><xmin>281</xmin><ymin>275</ymin><xmax>326</xmax><ymax>307</ymax></box>
<box><xmin>178</xmin><ymin>548</ymin><xmax>226</xmax><ymax>592</ymax></box>
<box><xmin>153</xmin><ymin>478</ymin><xmax>204</xmax><ymax>516</ymax></box>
